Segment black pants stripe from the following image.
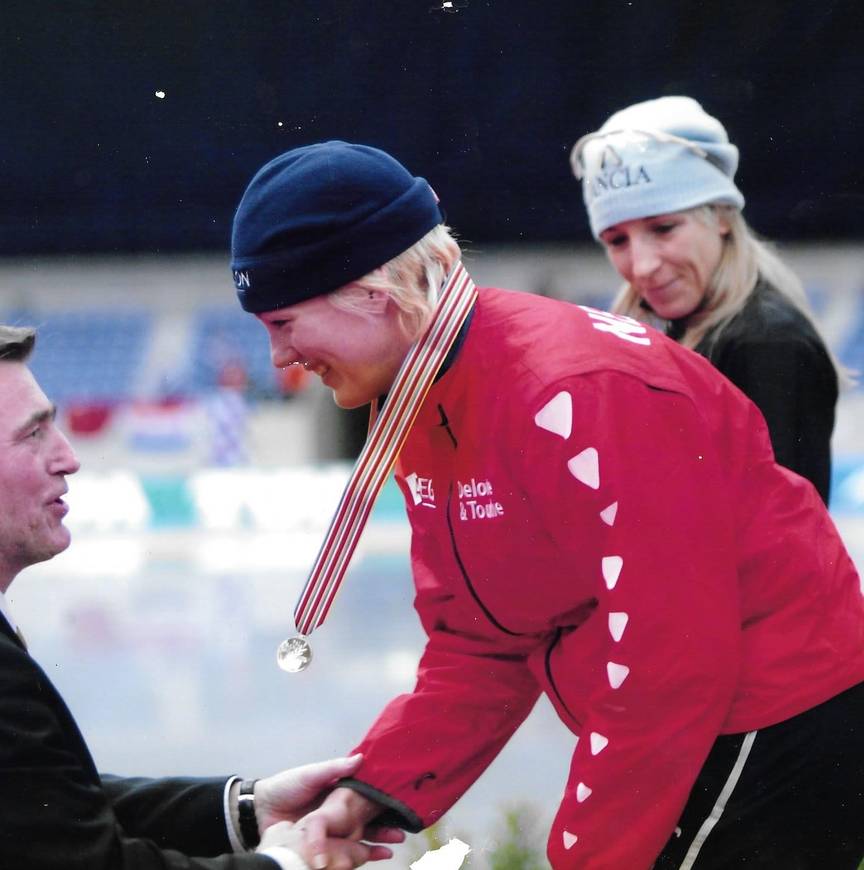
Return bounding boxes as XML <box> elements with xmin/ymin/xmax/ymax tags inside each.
<box><xmin>654</xmin><ymin>681</ymin><xmax>864</xmax><ymax>869</ymax></box>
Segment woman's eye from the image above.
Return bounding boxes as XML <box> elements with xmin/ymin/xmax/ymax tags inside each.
<box><xmin>653</xmin><ymin>223</ymin><xmax>677</xmax><ymax>235</ymax></box>
<box><xmin>605</xmin><ymin>235</ymin><xmax>627</xmax><ymax>248</ymax></box>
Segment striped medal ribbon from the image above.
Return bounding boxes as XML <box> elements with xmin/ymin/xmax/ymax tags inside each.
<box><xmin>276</xmin><ymin>261</ymin><xmax>477</xmax><ymax>672</ymax></box>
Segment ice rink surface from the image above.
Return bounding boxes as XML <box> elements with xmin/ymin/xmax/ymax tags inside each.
<box><xmin>9</xmin><ymin>496</ymin><xmax>864</xmax><ymax>868</ymax></box>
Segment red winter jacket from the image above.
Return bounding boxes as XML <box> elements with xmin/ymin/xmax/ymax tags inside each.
<box><xmin>349</xmin><ymin>287</ymin><xmax>864</xmax><ymax>869</ymax></box>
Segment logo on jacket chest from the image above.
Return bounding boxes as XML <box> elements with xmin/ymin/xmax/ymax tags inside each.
<box><xmin>406</xmin><ymin>472</ymin><xmax>436</xmax><ymax>508</ymax></box>
<box><xmin>404</xmin><ymin>472</ymin><xmax>506</xmax><ymax>521</ymax></box>
<box><xmin>457</xmin><ymin>477</ymin><xmax>504</xmax><ymax>522</ymax></box>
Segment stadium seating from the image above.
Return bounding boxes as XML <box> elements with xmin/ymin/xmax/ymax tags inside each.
<box><xmin>3</xmin><ymin>309</ymin><xmax>151</xmax><ymax>403</ymax></box>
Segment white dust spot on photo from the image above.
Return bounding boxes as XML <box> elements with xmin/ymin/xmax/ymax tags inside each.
<box><xmin>410</xmin><ymin>838</ymin><xmax>471</xmax><ymax>870</ymax></box>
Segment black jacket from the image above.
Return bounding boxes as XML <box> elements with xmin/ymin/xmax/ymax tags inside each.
<box><xmin>0</xmin><ymin>614</ymin><xmax>277</xmax><ymax>870</ymax></box>
<box><xmin>673</xmin><ymin>282</ymin><xmax>837</xmax><ymax>504</ymax></box>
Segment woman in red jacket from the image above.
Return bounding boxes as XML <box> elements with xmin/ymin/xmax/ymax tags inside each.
<box><xmin>230</xmin><ymin>141</ymin><xmax>864</xmax><ymax>869</ymax></box>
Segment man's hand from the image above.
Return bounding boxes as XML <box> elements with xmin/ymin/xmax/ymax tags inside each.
<box><xmin>254</xmin><ymin>755</ymin><xmax>367</xmax><ymax>830</ymax></box>
<box><xmin>257</xmin><ymin>820</ymin><xmax>395</xmax><ymax>870</ymax></box>
<box><xmin>299</xmin><ymin>787</ymin><xmax>385</xmax><ymax>870</ymax></box>
<box><xmin>248</xmin><ymin>758</ymin><xmax>403</xmax><ymax>868</ymax></box>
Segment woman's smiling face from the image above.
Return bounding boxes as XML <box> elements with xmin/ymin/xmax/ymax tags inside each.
<box><xmin>256</xmin><ymin>290</ymin><xmax>414</xmax><ymax>409</ymax></box>
<box><xmin>600</xmin><ymin>209</ymin><xmax>729</xmax><ymax>321</ymax></box>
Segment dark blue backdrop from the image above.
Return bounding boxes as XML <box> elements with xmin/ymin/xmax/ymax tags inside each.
<box><xmin>2</xmin><ymin>0</ymin><xmax>862</xmax><ymax>255</ymax></box>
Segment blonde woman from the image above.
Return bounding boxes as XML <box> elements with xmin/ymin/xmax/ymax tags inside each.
<box><xmin>571</xmin><ymin>96</ymin><xmax>844</xmax><ymax>504</ymax></box>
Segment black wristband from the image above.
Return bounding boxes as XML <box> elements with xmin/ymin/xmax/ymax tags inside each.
<box><xmin>237</xmin><ymin>779</ymin><xmax>261</xmax><ymax>849</ymax></box>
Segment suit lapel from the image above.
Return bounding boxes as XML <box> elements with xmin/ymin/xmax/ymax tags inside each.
<box><xmin>0</xmin><ymin>614</ymin><xmax>102</xmax><ymax>784</ymax></box>
<box><xmin>0</xmin><ymin>612</ymin><xmax>26</xmax><ymax>651</ymax></box>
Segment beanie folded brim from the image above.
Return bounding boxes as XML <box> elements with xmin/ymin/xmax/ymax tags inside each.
<box><xmin>586</xmin><ymin>150</ymin><xmax>744</xmax><ymax>237</ymax></box>
<box><xmin>233</xmin><ymin>177</ymin><xmax>443</xmax><ymax>312</ymax></box>
<box><xmin>574</xmin><ymin>97</ymin><xmax>746</xmax><ymax>238</ymax></box>
<box><xmin>231</xmin><ymin>142</ymin><xmax>445</xmax><ymax>313</ymax></box>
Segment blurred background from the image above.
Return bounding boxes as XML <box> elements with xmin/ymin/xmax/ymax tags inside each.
<box><xmin>2</xmin><ymin>2</ymin><xmax>863</xmax><ymax>866</ymax></box>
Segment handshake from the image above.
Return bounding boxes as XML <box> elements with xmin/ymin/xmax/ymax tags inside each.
<box><xmin>238</xmin><ymin>754</ymin><xmax>401</xmax><ymax>870</ymax></box>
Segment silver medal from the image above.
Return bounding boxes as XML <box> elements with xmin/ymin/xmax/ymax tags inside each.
<box><xmin>276</xmin><ymin>636</ymin><xmax>313</xmax><ymax>672</ymax></box>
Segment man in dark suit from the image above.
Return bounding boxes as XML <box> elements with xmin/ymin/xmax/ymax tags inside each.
<box><xmin>0</xmin><ymin>324</ymin><xmax>400</xmax><ymax>870</ymax></box>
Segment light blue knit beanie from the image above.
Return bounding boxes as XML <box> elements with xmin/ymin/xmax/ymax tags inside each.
<box><xmin>571</xmin><ymin>96</ymin><xmax>745</xmax><ymax>238</ymax></box>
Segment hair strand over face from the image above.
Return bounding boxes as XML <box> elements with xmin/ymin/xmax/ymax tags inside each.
<box><xmin>328</xmin><ymin>224</ymin><xmax>461</xmax><ymax>340</ymax></box>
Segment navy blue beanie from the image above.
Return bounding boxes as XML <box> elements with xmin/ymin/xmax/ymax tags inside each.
<box><xmin>231</xmin><ymin>141</ymin><xmax>445</xmax><ymax>313</ymax></box>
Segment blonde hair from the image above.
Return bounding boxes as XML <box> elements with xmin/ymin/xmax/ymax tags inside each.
<box><xmin>610</xmin><ymin>206</ymin><xmax>854</xmax><ymax>387</ymax></box>
<box><xmin>329</xmin><ymin>224</ymin><xmax>460</xmax><ymax>339</ymax></box>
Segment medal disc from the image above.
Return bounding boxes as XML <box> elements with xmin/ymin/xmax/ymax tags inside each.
<box><xmin>276</xmin><ymin>636</ymin><xmax>313</xmax><ymax>672</ymax></box>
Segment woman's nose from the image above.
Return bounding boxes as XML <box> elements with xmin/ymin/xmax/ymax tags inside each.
<box><xmin>630</xmin><ymin>237</ymin><xmax>661</xmax><ymax>279</ymax></box>
<box><xmin>269</xmin><ymin>332</ymin><xmax>300</xmax><ymax>369</ymax></box>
